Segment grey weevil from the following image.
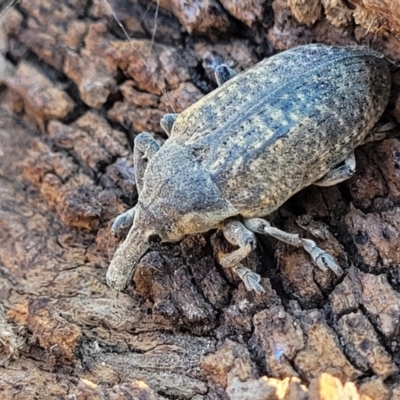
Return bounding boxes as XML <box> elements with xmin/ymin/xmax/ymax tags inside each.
<box><xmin>106</xmin><ymin>44</ymin><xmax>392</xmax><ymax>293</ymax></box>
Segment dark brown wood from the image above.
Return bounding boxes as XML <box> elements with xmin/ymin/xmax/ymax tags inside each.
<box><xmin>1</xmin><ymin>0</ymin><xmax>400</xmax><ymax>398</ymax></box>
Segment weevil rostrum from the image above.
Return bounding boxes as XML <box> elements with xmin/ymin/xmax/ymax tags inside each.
<box><xmin>106</xmin><ymin>44</ymin><xmax>392</xmax><ymax>293</ymax></box>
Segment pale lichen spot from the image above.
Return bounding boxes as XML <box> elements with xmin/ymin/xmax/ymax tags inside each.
<box><xmin>231</xmin><ymin>156</ymin><xmax>243</xmax><ymax>175</ymax></box>
<box><xmin>269</xmin><ymin>108</ymin><xmax>285</xmax><ymax>122</ymax></box>
<box><xmin>296</xmin><ymin>93</ymin><xmax>306</xmax><ymax>102</ymax></box>
<box><xmin>252</xmin><ymin>128</ymin><xmax>275</xmax><ymax>150</ymax></box>
<box><xmin>281</xmin><ymin>93</ymin><xmax>290</xmax><ymax>101</ymax></box>
<box><xmin>273</xmin><ymin>139</ymin><xmax>284</xmax><ymax>151</ymax></box>
<box><xmin>289</xmin><ymin>112</ymin><xmax>300</xmax><ymax>121</ymax></box>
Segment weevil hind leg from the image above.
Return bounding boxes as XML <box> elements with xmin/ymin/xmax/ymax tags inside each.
<box><xmin>232</xmin><ymin>264</ymin><xmax>264</xmax><ymax>293</ymax></box>
<box><xmin>313</xmin><ymin>151</ymin><xmax>356</xmax><ymax>187</ymax></box>
<box><xmin>244</xmin><ymin>218</ymin><xmax>343</xmax><ymax>277</ymax></box>
<box><xmin>112</xmin><ymin>132</ymin><xmax>160</xmax><ymax>235</ymax></box>
<box><xmin>215</xmin><ymin>65</ymin><xmax>237</xmax><ymax>86</ymax></box>
<box><xmin>134</xmin><ymin>132</ymin><xmax>160</xmax><ymax>193</ymax></box>
<box><xmin>313</xmin><ymin>120</ymin><xmax>398</xmax><ymax>189</ymax></box>
<box><xmin>218</xmin><ymin>219</ymin><xmax>265</xmax><ymax>293</ymax></box>
<box><xmin>160</xmin><ymin>113</ymin><xmax>179</xmax><ymax>136</ymax></box>
<box><xmin>362</xmin><ymin>121</ymin><xmax>398</xmax><ymax>144</ymax></box>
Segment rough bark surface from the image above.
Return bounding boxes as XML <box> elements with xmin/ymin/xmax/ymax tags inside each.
<box><xmin>1</xmin><ymin>0</ymin><xmax>400</xmax><ymax>399</ymax></box>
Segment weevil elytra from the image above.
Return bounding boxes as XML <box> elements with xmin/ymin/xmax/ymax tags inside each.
<box><xmin>106</xmin><ymin>44</ymin><xmax>391</xmax><ymax>293</ymax></box>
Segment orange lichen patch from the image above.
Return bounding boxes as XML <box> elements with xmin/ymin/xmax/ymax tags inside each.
<box><xmin>203</xmin><ymin>339</ymin><xmax>384</xmax><ymax>399</ymax></box>
<box><xmin>351</xmin><ymin>1</ymin><xmax>392</xmax><ymax>35</ymax></box>
<box><xmin>8</xmin><ymin>301</ymin><xmax>29</xmax><ymax>326</ymax></box>
<box><xmin>9</xmin><ymin>298</ymin><xmax>81</xmax><ymax>365</ymax></box>
<box><xmin>74</xmin><ymin>377</ymin><xmax>161</xmax><ymax>400</ymax></box>
<box><xmin>69</xmin><ymin>379</ymin><xmax>104</xmax><ymax>400</ymax></box>
<box><xmin>80</xmin><ymin>378</ymin><xmax>98</xmax><ymax>389</ymax></box>
<box><xmin>263</xmin><ymin>376</ymin><xmax>308</xmax><ymax>399</ymax></box>
<box><xmin>288</xmin><ymin>0</ymin><xmax>322</xmax><ymax>26</ymax></box>
<box><xmin>135</xmin><ymin>380</ymin><xmax>149</xmax><ymax>389</ymax></box>
<box><xmin>308</xmin><ymin>373</ymin><xmax>361</xmax><ymax>400</ymax></box>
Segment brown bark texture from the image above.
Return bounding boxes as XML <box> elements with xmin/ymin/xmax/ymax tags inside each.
<box><xmin>1</xmin><ymin>0</ymin><xmax>400</xmax><ymax>399</ymax></box>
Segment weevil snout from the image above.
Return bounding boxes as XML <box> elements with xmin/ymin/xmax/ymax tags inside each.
<box><xmin>107</xmin><ymin>214</ymin><xmax>151</xmax><ymax>291</ymax></box>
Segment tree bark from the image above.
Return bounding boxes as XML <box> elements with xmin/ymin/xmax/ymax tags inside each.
<box><xmin>1</xmin><ymin>0</ymin><xmax>400</xmax><ymax>399</ymax></box>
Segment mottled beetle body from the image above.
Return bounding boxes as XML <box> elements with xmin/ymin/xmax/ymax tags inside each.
<box><xmin>107</xmin><ymin>44</ymin><xmax>391</xmax><ymax>292</ymax></box>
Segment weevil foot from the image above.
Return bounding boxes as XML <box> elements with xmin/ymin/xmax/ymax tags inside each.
<box><xmin>301</xmin><ymin>238</ymin><xmax>343</xmax><ymax>276</ymax></box>
<box><xmin>244</xmin><ymin>217</ymin><xmax>343</xmax><ymax>278</ymax></box>
<box><xmin>160</xmin><ymin>113</ymin><xmax>179</xmax><ymax>136</ymax></box>
<box><xmin>112</xmin><ymin>207</ymin><xmax>135</xmax><ymax>235</ymax></box>
<box><xmin>218</xmin><ymin>219</ymin><xmax>264</xmax><ymax>292</ymax></box>
<box><xmin>232</xmin><ymin>265</ymin><xmax>265</xmax><ymax>294</ymax></box>
<box><xmin>218</xmin><ymin>219</ymin><xmax>256</xmax><ymax>268</ymax></box>
<box><xmin>314</xmin><ymin>151</ymin><xmax>355</xmax><ymax>187</ymax></box>
<box><xmin>215</xmin><ymin>64</ymin><xmax>237</xmax><ymax>86</ymax></box>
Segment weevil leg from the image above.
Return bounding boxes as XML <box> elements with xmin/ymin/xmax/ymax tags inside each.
<box><xmin>232</xmin><ymin>264</ymin><xmax>264</xmax><ymax>294</ymax></box>
<box><xmin>362</xmin><ymin>121</ymin><xmax>398</xmax><ymax>144</ymax></box>
<box><xmin>218</xmin><ymin>220</ymin><xmax>265</xmax><ymax>293</ymax></box>
<box><xmin>134</xmin><ymin>132</ymin><xmax>160</xmax><ymax>193</ymax></box>
<box><xmin>215</xmin><ymin>64</ymin><xmax>237</xmax><ymax>86</ymax></box>
<box><xmin>313</xmin><ymin>151</ymin><xmax>355</xmax><ymax>187</ymax></box>
<box><xmin>244</xmin><ymin>218</ymin><xmax>343</xmax><ymax>277</ymax></box>
<box><xmin>112</xmin><ymin>207</ymin><xmax>136</xmax><ymax>235</ymax></box>
<box><xmin>112</xmin><ymin>133</ymin><xmax>160</xmax><ymax>235</ymax></box>
<box><xmin>160</xmin><ymin>113</ymin><xmax>179</xmax><ymax>136</ymax></box>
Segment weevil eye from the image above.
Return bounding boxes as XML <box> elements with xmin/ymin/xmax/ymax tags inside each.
<box><xmin>147</xmin><ymin>233</ymin><xmax>162</xmax><ymax>243</ymax></box>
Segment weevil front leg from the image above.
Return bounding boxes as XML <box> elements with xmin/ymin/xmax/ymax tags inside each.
<box><xmin>215</xmin><ymin>65</ymin><xmax>237</xmax><ymax>86</ymax></box>
<box><xmin>244</xmin><ymin>218</ymin><xmax>343</xmax><ymax>277</ymax></box>
<box><xmin>112</xmin><ymin>132</ymin><xmax>160</xmax><ymax>234</ymax></box>
<box><xmin>313</xmin><ymin>151</ymin><xmax>356</xmax><ymax>187</ymax></box>
<box><xmin>160</xmin><ymin>113</ymin><xmax>179</xmax><ymax>136</ymax></box>
<box><xmin>218</xmin><ymin>220</ymin><xmax>265</xmax><ymax>293</ymax></box>
<box><xmin>112</xmin><ymin>207</ymin><xmax>136</xmax><ymax>234</ymax></box>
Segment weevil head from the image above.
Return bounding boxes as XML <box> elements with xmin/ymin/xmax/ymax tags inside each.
<box><xmin>138</xmin><ymin>141</ymin><xmax>238</xmax><ymax>237</ymax></box>
<box><xmin>106</xmin><ymin>199</ymin><xmax>188</xmax><ymax>291</ymax></box>
<box><xmin>107</xmin><ymin>141</ymin><xmax>237</xmax><ymax>291</ymax></box>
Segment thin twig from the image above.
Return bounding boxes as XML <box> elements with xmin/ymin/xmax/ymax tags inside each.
<box><xmin>0</xmin><ymin>0</ymin><xmax>20</xmax><ymax>22</ymax></box>
<box><xmin>100</xmin><ymin>0</ymin><xmax>175</xmax><ymax>112</ymax></box>
<box><xmin>149</xmin><ymin>0</ymin><xmax>159</xmax><ymax>55</ymax></box>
